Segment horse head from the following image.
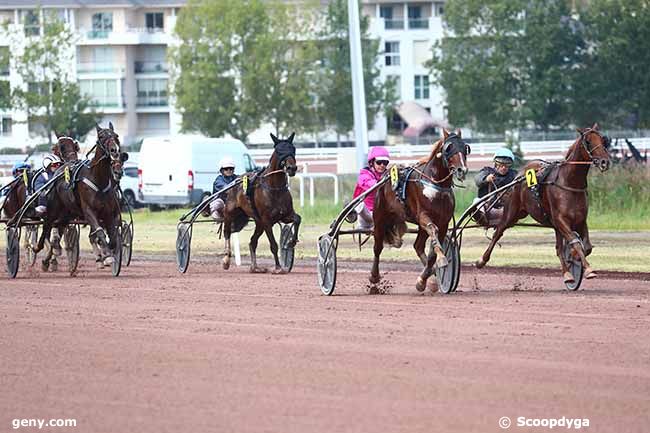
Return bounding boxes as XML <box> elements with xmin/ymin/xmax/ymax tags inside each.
<box><xmin>54</xmin><ymin>131</ymin><xmax>80</xmax><ymax>162</ymax></box>
<box><xmin>96</xmin><ymin>122</ymin><xmax>128</xmax><ymax>181</ymax></box>
<box><xmin>577</xmin><ymin>123</ymin><xmax>611</xmax><ymax>172</ymax></box>
<box><xmin>438</xmin><ymin>129</ymin><xmax>470</xmax><ymax>182</ymax></box>
<box><xmin>270</xmin><ymin>132</ymin><xmax>297</xmax><ymax>177</ymax></box>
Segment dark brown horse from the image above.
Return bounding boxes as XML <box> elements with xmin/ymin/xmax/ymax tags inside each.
<box><xmin>33</xmin><ymin>123</ymin><xmax>128</xmax><ymax>266</ymax></box>
<box><xmin>476</xmin><ymin>123</ymin><xmax>611</xmax><ymax>283</ymax></box>
<box><xmin>370</xmin><ymin>129</ymin><xmax>470</xmax><ymax>291</ymax></box>
<box><xmin>222</xmin><ymin>133</ymin><xmax>301</xmax><ymax>274</ymax></box>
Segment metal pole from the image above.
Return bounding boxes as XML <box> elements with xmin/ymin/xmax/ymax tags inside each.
<box><xmin>348</xmin><ymin>0</ymin><xmax>369</xmax><ymax>170</ymax></box>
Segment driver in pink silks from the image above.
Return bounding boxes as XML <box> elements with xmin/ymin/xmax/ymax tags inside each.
<box><xmin>348</xmin><ymin>146</ymin><xmax>390</xmax><ymax>230</ymax></box>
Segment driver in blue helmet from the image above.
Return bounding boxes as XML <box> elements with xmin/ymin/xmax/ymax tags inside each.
<box><xmin>2</xmin><ymin>162</ymin><xmax>31</xmax><ymax>197</ymax></box>
<box><xmin>473</xmin><ymin>148</ymin><xmax>518</xmax><ymax>225</ymax></box>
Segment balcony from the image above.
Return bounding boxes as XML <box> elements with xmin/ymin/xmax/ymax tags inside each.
<box><xmin>136</xmin><ymin>95</ymin><xmax>168</xmax><ymax>107</ymax></box>
<box><xmin>87</xmin><ymin>96</ymin><xmax>124</xmax><ymax>108</ymax></box>
<box><xmin>408</xmin><ymin>18</ymin><xmax>429</xmax><ymax>30</ymax></box>
<box><xmin>384</xmin><ymin>19</ymin><xmax>404</xmax><ymax>30</ymax></box>
<box><xmin>77</xmin><ymin>62</ymin><xmax>124</xmax><ymax>74</ymax></box>
<box><xmin>135</xmin><ymin>61</ymin><xmax>169</xmax><ymax>74</ymax></box>
<box><xmin>78</xmin><ymin>27</ymin><xmax>171</xmax><ymax>45</ymax></box>
<box><xmin>87</xmin><ymin>29</ymin><xmax>111</xmax><ymax>39</ymax></box>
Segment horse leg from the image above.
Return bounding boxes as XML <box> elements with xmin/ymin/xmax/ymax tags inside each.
<box><xmin>102</xmin><ymin>222</ymin><xmax>120</xmax><ymax>266</ymax></box>
<box><xmin>369</xmin><ymin>229</ymin><xmax>384</xmax><ymax>284</ymax></box>
<box><xmin>84</xmin><ymin>208</ymin><xmax>112</xmax><ymax>264</ymax></box>
<box><xmin>415</xmin><ymin>222</ymin><xmax>444</xmax><ymax>292</ymax></box>
<box><xmin>476</xmin><ymin>199</ymin><xmax>521</xmax><ymax>268</ymax></box>
<box><xmin>554</xmin><ymin>218</ymin><xmax>590</xmax><ymax>283</ymax></box>
<box><xmin>577</xmin><ymin>221</ymin><xmax>596</xmax><ymax>279</ymax></box>
<box><xmin>248</xmin><ymin>223</ymin><xmax>267</xmax><ymax>273</ymax></box>
<box><xmin>554</xmin><ymin>228</ymin><xmax>571</xmax><ymax>282</ymax></box>
<box><xmin>222</xmin><ymin>219</ymin><xmax>232</xmax><ymax>270</ymax></box>
<box><xmin>33</xmin><ymin>221</ymin><xmax>51</xmax><ymax>255</ymax></box>
<box><xmin>413</xmin><ymin>229</ymin><xmax>428</xmax><ymax>267</ymax></box>
<box><xmin>51</xmin><ymin>227</ymin><xmax>63</xmax><ymax>257</ymax></box>
<box><xmin>90</xmin><ymin>235</ymin><xmax>104</xmax><ymax>268</ymax></box>
<box><xmin>264</xmin><ymin>226</ymin><xmax>284</xmax><ymax>274</ymax></box>
<box><xmin>41</xmin><ymin>236</ymin><xmax>52</xmax><ymax>272</ymax></box>
<box><xmin>290</xmin><ymin>213</ymin><xmax>301</xmax><ymax>246</ymax></box>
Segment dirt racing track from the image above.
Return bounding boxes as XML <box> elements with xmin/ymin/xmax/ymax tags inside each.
<box><xmin>1</xmin><ymin>257</ymin><xmax>650</xmax><ymax>433</ymax></box>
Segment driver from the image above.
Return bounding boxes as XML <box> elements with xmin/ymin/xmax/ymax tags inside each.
<box><xmin>473</xmin><ymin>148</ymin><xmax>517</xmax><ymax>225</ymax></box>
<box><xmin>34</xmin><ymin>154</ymin><xmax>63</xmax><ymax>216</ymax></box>
<box><xmin>348</xmin><ymin>146</ymin><xmax>390</xmax><ymax>231</ymax></box>
<box><xmin>210</xmin><ymin>156</ymin><xmax>237</xmax><ymax>221</ymax></box>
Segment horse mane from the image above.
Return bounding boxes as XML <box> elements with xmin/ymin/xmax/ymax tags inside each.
<box><xmin>564</xmin><ymin>134</ymin><xmax>583</xmax><ymax>159</ymax></box>
<box><xmin>418</xmin><ymin>137</ymin><xmax>445</xmax><ymax>164</ymax></box>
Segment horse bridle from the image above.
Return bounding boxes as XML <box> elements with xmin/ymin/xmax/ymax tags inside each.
<box><xmin>440</xmin><ymin>133</ymin><xmax>471</xmax><ymax>168</ymax></box>
<box><xmin>579</xmin><ymin>128</ymin><xmax>609</xmax><ymax>159</ymax></box>
<box><xmin>57</xmin><ymin>136</ymin><xmax>79</xmax><ymax>161</ymax></box>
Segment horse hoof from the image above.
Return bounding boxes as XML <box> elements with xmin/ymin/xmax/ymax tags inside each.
<box><xmin>415</xmin><ymin>277</ymin><xmax>426</xmax><ymax>292</ymax></box>
<box><xmin>222</xmin><ymin>258</ymin><xmax>230</xmax><ymax>270</ymax></box>
<box><xmin>475</xmin><ymin>258</ymin><xmax>486</xmax><ymax>269</ymax></box>
<box><xmin>563</xmin><ymin>272</ymin><xmax>575</xmax><ymax>283</ymax></box>
<box><xmin>436</xmin><ymin>256</ymin><xmax>448</xmax><ymax>268</ymax></box>
<box><xmin>50</xmin><ymin>261</ymin><xmax>58</xmax><ymax>272</ymax></box>
<box><xmin>272</xmin><ymin>267</ymin><xmax>288</xmax><ymax>275</ymax></box>
<box><xmin>250</xmin><ymin>267</ymin><xmax>268</xmax><ymax>274</ymax></box>
<box><xmin>103</xmin><ymin>256</ymin><xmax>114</xmax><ymax>266</ymax></box>
<box><xmin>41</xmin><ymin>262</ymin><xmax>49</xmax><ymax>272</ymax></box>
<box><xmin>585</xmin><ymin>269</ymin><xmax>597</xmax><ymax>279</ymax></box>
<box><xmin>427</xmin><ymin>279</ymin><xmax>439</xmax><ymax>293</ymax></box>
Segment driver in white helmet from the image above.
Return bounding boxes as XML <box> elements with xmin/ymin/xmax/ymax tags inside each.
<box><xmin>210</xmin><ymin>156</ymin><xmax>237</xmax><ymax>221</ymax></box>
<box><xmin>34</xmin><ymin>154</ymin><xmax>63</xmax><ymax>216</ymax></box>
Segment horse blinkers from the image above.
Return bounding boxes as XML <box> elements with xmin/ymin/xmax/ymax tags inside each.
<box><xmin>441</xmin><ymin>135</ymin><xmax>469</xmax><ymax>181</ymax></box>
<box><xmin>582</xmin><ymin>130</ymin><xmax>611</xmax><ymax>172</ymax></box>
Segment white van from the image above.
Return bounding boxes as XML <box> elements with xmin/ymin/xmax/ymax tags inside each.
<box><xmin>138</xmin><ymin>135</ymin><xmax>257</xmax><ymax>206</ymax></box>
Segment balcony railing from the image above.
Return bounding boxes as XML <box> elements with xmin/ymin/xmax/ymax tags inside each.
<box><xmin>77</xmin><ymin>62</ymin><xmax>123</xmax><ymax>74</ymax></box>
<box><xmin>87</xmin><ymin>96</ymin><xmax>123</xmax><ymax>108</ymax></box>
<box><xmin>384</xmin><ymin>19</ymin><xmax>404</xmax><ymax>30</ymax></box>
<box><xmin>135</xmin><ymin>61</ymin><xmax>169</xmax><ymax>73</ymax></box>
<box><xmin>408</xmin><ymin>18</ymin><xmax>429</xmax><ymax>29</ymax></box>
<box><xmin>136</xmin><ymin>95</ymin><xmax>168</xmax><ymax>107</ymax></box>
<box><xmin>126</xmin><ymin>26</ymin><xmax>165</xmax><ymax>34</ymax></box>
<box><xmin>87</xmin><ymin>29</ymin><xmax>111</xmax><ymax>39</ymax></box>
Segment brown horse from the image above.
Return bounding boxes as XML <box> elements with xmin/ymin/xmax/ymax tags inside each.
<box><xmin>370</xmin><ymin>129</ymin><xmax>470</xmax><ymax>291</ymax></box>
<box><xmin>33</xmin><ymin>123</ymin><xmax>128</xmax><ymax>266</ymax></box>
<box><xmin>476</xmin><ymin>123</ymin><xmax>611</xmax><ymax>283</ymax></box>
<box><xmin>221</xmin><ymin>132</ymin><xmax>301</xmax><ymax>274</ymax></box>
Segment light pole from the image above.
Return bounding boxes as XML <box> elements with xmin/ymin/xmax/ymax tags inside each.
<box><xmin>347</xmin><ymin>0</ymin><xmax>369</xmax><ymax>170</ymax></box>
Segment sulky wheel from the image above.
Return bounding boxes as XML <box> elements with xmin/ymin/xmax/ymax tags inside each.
<box><xmin>121</xmin><ymin>221</ymin><xmax>133</xmax><ymax>267</ymax></box>
<box><xmin>436</xmin><ymin>235</ymin><xmax>461</xmax><ymax>294</ymax></box>
<box><xmin>279</xmin><ymin>223</ymin><xmax>296</xmax><ymax>272</ymax></box>
<box><xmin>317</xmin><ymin>234</ymin><xmax>337</xmax><ymax>296</ymax></box>
<box><xmin>176</xmin><ymin>222</ymin><xmax>192</xmax><ymax>274</ymax></box>
<box><xmin>563</xmin><ymin>238</ymin><xmax>584</xmax><ymax>291</ymax></box>
<box><xmin>24</xmin><ymin>226</ymin><xmax>39</xmax><ymax>266</ymax></box>
<box><xmin>6</xmin><ymin>227</ymin><xmax>21</xmax><ymax>278</ymax></box>
<box><xmin>111</xmin><ymin>229</ymin><xmax>123</xmax><ymax>277</ymax></box>
<box><xmin>64</xmin><ymin>225</ymin><xmax>80</xmax><ymax>275</ymax></box>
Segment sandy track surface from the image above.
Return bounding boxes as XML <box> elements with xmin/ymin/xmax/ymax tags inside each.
<box><xmin>1</xmin><ymin>259</ymin><xmax>649</xmax><ymax>433</ymax></box>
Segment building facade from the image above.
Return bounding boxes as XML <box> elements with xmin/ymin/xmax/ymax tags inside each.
<box><xmin>0</xmin><ymin>0</ymin><xmax>447</xmax><ymax>149</ymax></box>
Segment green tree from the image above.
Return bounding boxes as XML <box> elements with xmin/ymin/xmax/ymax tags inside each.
<box><xmin>429</xmin><ymin>0</ymin><xmax>586</xmax><ymax>133</ymax></box>
<box><xmin>317</xmin><ymin>0</ymin><xmax>396</xmax><ymax>145</ymax></box>
<box><xmin>578</xmin><ymin>0</ymin><xmax>650</xmax><ymax>129</ymax></box>
<box><xmin>7</xmin><ymin>9</ymin><xmax>98</xmax><ymax>143</ymax></box>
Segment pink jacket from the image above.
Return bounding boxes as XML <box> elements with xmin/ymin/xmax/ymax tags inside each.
<box><xmin>353</xmin><ymin>167</ymin><xmax>382</xmax><ymax>212</ymax></box>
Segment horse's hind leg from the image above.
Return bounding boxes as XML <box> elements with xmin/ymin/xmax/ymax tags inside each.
<box><xmin>248</xmin><ymin>223</ymin><xmax>267</xmax><ymax>273</ymax></box>
<box><xmin>554</xmin><ymin>228</ymin><xmax>571</xmax><ymax>282</ymax></box>
<box><xmin>222</xmin><ymin>219</ymin><xmax>232</xmax><ymax>270</ymax></box>
<box><xmin>413</xmin><ymin>229</ymin><xmax>428</xmax><ymax>266</ymax></box>
<box><xmin>476</xmin><ymin>200</ymin><xmax>520</xmax><ymax>268</ymax></box>
<box><xmin>577</xmin><ymin>221</ymin><xmax>596</xmax><ymax>279</ymax></box>
<box><xmin>554</xmin><ymin>218</ymin><xmax>592</xmax><ymax>282</ymax></box>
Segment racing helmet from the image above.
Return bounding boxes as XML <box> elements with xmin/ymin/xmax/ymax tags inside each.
<box><xmin>12</xmin><ymin>162</ymin><xmax>31</xmax><ymax>176</ymax></box>
<box><xmin>367</xmin><ymin>146</ymin><xmax>390</xmax><ymax>163</ymax></box>
<box><xmin>219</xmin><ymin>156</ymin><xmax>236</xmax><ymax>170</ymax></box>
<box><xmin>493</xmin><ymin>148</ymin><xmax>515</xmax><ymax>166</ymax></box>
<box><xmin>42</xmin><ymin>154</ymin><xmax>63</xmax><ymax>170</ymax></box>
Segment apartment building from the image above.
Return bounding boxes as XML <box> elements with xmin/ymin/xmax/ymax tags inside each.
<box><xmin>0</xmin><ymin>0</ymin><xmax>447</xmax><ymax>149</ymax></box>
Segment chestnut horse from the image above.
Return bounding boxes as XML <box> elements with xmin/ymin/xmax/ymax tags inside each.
<box><xmin>33</xmin><ymin>123</ymin><xmax>127</xmax><ymax>266</ymax></box>
<box><xmin>476</xmin><ymin>123</ymin><xmax>611</xmax><ymax>283</ymax></box>
<box><xmin>221</xmin><ymin>133</ymin><xmax>301</xmax><ymax>274</ymax></box>
<box><xmin>370</xmin><ymin>129</ymin><xmax>470</xmax><ymax>291</ymax></box>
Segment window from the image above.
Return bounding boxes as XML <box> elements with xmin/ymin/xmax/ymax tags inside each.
<box><xmin>0</xmin><ymin>81</ymin><xmax>10</xmax><ymax>108</ymax></box>
<box><xmin>384</xmin><ymin>42</ymin><xmax>400</xmax><ymax>66</ymax></box>
<box><xmin>22</xmin><ymin>10</ymin><xmax>40</xmax><ymax>36</ymax></box>
<box><xmin>136</xmin><ymin>79</ymin><xmax>168</xmax><ymax>106</ymax></box>
<box><xmin>380</xmin><ymin>5</ymin><xmax>403</xmax><ymax>29</ymax></box>
<box><xmin>434</xmin><ymin>2</ymin><xmax>445</xmax><ymax>17</ymax></box>
<box><xmin>145</xmin><ymin>12</ymin><xmax>164</xmax><ymax>31</ymax></box>
<box><xmin>1</xmin><ymin>117</ymin><xmax>11</xmax><ymax>135</ymax></box>
<box><xmin>124</xmin><ymin>167</ymin><xmax>138</xmax><ymax>178</ymax></box>
<box><xmin>80</xmin><ymin>79</ymin><xmax>119</xmax><ymax>107</ymax></box>
<box><xmin>91</xmin><ymin>12</ymin><xmax>113</xmax><ymax>38</ymax></box>
<box><xmin>408</xmin><ymin>6</ymin><xmax>428</xmax><ymax>29</ymax></box>
<box><xmin>414</xmin><ymin>75</ymin><xmax>430</xmax><ymax>100</ymax></box>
